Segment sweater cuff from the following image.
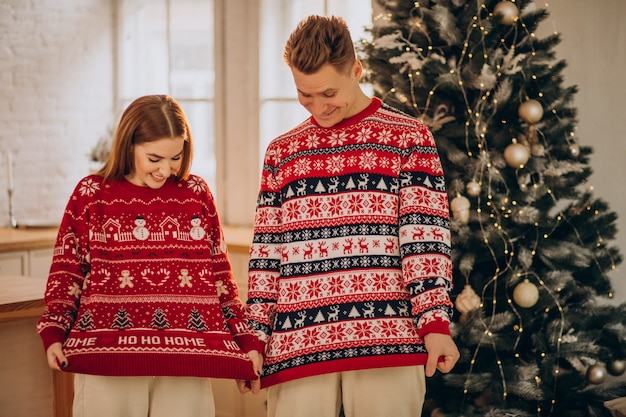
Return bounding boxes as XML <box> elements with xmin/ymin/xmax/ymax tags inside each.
<box><xmin>38</xmin><ymin>326</ymin><xmax>68</xmax><ymax>353</ymax></box>
<box><xmin>417</xmin><ymin>319</ymin><xmax>451</xmax><ymax>339</ymax></box>
<box><xmin>234</xmin><ymin>333</ymin><xmax>266</xmax><ymax>354</ymax></box>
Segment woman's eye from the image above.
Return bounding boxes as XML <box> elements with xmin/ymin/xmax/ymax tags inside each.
<box><xmin>172</xmin><ymin>156</ymin><xmax>182</xmax><ymax>161</ymax></box>
<box><xmin>149</xmin><ymin>158</ymin><xmax>160</xmax><ymax>163</ymax></box>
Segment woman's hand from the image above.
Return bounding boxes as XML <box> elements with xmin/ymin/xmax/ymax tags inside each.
<box><xmin>236</xmin><ymin>350</ymin><xmax>264</xmax><ymax>394</ymax></box>
<box><xmin>46</xmin><ymin>342</ymin><xmax>68</xmax><ymax>371</ymax></box>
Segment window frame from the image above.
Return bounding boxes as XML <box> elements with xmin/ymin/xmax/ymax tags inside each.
<box><xmin>214</xmin><ymin>0</ymin><xmax>262</xmax><ymax>226</ymax></box>
<box><xmin>114</xmin><ymin>0</ymin><xmax>372</xmax><ymax>228</ymax></box>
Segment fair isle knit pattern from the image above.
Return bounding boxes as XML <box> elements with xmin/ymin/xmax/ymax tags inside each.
<box><xmin>37</xmin><ymin>174</ymin><xmax>262</xmax><ymax>380</ymax></box>
<box><xmin>247</xmin><ymin>98</ymin><xmax>454</xmax><ymax>388</ymax></box>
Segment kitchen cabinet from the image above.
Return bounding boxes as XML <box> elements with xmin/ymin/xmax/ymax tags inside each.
<box><xmin>0</xmin><ymin>274</ymin><xmax>54</xmax><ymax>417</ymax></box>
<box><xmin>0</xmin><ymin>247</ymin><xmax>53</xmax><ymax>277</ymax></box>
<box><xmin>0</xmin><ymin>227</ymin><xmax>57</xmax><ymax>276</ymax></box>
<box><xmin>0</xmin><ymin>250</ymin><xmax>28</xmax><ymax>275</ymax></box>
<box><xmin>29</xmin><ymin>247</ymin><xmax>54</xmax><ymax>278</ymax></box>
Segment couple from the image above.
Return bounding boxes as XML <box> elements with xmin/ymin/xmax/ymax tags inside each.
<box><xmin>37</xmin><ymin>15</ymin><xmax>459</xmax><ymax>417</ymax></box>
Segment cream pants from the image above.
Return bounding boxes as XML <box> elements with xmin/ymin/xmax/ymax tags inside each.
<box><xmin>72</xmin><ymin>374</ymin><xmax>215</xmax><ymax>417</ymax></box>
<box><xmin>267</xmin><ymin>366</ymin><xmax>426</xmax><ymax>417</ymax></box>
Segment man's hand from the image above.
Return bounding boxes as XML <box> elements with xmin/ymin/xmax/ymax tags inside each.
<box><xmin>236</xmin><ymin>350</ymin><xmax>264</xmax><ymax>394</ymax></box>
<box><xmin>423</xmin><ymin>333</ymin><xmax>460</xmax><ymax>377</ymax></box>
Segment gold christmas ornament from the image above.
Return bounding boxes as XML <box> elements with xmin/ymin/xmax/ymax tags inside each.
<box><xmin>504</xmin><ymin>142</ymin><xmax>530</xmax><ymax>168</ymax></box>
<box><xmin>466</xmin><ymin>180</ymin><xmax>481</xmax><ymax>197</ymax></box>
<box><xmin>455</xmin><ymin>285</ymin><xmax>481</xmax><ymax>314</ymax></box>
<box><xmin>568</xmin><ymin>143</ymin><xmax>581</xmax><ymax>158</ymax></box>
<box><xmin>586</xmin><ymin>363</ymin><xmax>607</xmax><ymax>385</ymax></box>
<box><xmin>608</xmin><ymin>359</ymin><xmax>626</xmax><ymax>376</ymax></box>
<box><xmin>518</xmin><ymin>99</ymin><xmax>544</xmax><ymax>124</ymax></box>
<box><xmin>530</xmin><ymin>142</ymin><xmax>545</xmax><ymax>157</ymax></box>
<box><xmin>430</xmin><ymin>408</ymin><xmax>445</xmax><ymax>417</ymax></box>
<box><xmin>513</xmin><ymin>279</ymin><xmax>539</xmax><ymax>308</ymax></box>
<box><xmin>493</xmin><ymin>1</ymin><xmax>519</xmax><ymax>25</ymax></box>
<box><xmin>450</xmin><ymin>195</ymin><xmax>471</xmax><ymax>225</ymax></box>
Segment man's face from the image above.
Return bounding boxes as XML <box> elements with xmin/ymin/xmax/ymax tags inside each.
<box><xmin>292</xmin><ymin>61</ymin><xmax>363</xmax><ymax>128</ymax></box>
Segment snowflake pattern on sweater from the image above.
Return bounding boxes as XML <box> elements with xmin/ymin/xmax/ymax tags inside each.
<box><xmin>247</xmin><ymin>98</ymin><xmax>454</xmax><ymax>387</ymax></box>
<box><xmin>37</xmin><ymin>174</ymin><xmax>263</xmax><ymax>379</ymax></box>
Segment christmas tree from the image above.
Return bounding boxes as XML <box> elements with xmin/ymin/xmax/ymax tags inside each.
<box><xmin>360</xmin><ymin>1</ymin><xmax>626</xmax><ymax>416</ymax></box>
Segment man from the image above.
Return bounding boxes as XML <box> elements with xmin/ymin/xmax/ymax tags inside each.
<box><xmin>240</xmin><ymin>15</ymin><xmax>460</xmax><ymax>417</ymax></box>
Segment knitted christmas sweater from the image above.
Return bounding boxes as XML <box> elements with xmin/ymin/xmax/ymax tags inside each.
<box><xmin>247</xmin><ymin>98</ymin><xmax>454</xmax><ymax>388</ymax></box>
<box><xmin>37</xmin><ymin>174</ymin><xmax>263</xmax><ymax>380</ymax></box>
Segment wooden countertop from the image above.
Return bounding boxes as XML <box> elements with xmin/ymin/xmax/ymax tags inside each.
<box><xmin>0</xmin><ymin>274</ymin><xmax>47</xmax><ymax>323</ymax></box>
<box><xmin>0</xmin><ymin>227</ymin><xmax>59</xmax><ymax>252</ymax></box>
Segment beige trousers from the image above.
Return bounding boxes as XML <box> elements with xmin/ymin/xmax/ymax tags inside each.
<box><xmin>72</xmin><ymin>374</ymin><xmax>215</xmax><ymax>417</ymax></box>
<box><xmin>267</xmin><ymin>366</ymin><xmax>426</xmax><ymax>417</ymax></box>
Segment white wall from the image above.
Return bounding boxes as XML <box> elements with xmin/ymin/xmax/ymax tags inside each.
<box><xmin>537</xmin><ymin>0</ymin><xmax>626</xmax><ymax>303</ymax></box>
<box><xmin>0</xmin><ymin>0</ymin><xmax>114</xmax><ymax>227</ymax></box>
<box><xmin>0</xmin><ymin>0</ymin><xmax>625</xmax><ymax>300</ymax></box>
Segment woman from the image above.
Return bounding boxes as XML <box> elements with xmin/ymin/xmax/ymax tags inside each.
<box><xmin>37</xmin><ymin>95</ymin><xmax>263</xmax><ymax>417</ymax></box>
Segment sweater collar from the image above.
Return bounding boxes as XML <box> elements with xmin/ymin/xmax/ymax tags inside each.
<box><xmin>309</xmin><ymin>97</ymin><xmax>381</xmax><ymax>129</ymax></box>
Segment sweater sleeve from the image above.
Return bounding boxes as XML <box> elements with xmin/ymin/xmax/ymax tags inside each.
<box><xmin>202</xmin><ymin>182</ymin><xmax>265</xmax><ymax>354</ymax></box>
<box><xmin>37</xmin><ymin>176</ymin><xmax>95</xmax><ymax>352</ymax></box>
<box><xmin>398</xmin><ymin>123</ymin><xmax>454</xmax><ymax>337</ymax></box>
<box><xmin>244</xmin><ymin>153</ymin><xmax>281</xmax><ymax>346</ymax></box>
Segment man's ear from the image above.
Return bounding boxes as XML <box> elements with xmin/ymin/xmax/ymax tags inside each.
<box><xmin>353</xmin><ymin>60</ymin><xmax>363</xmax><ymax>80</ymax></box>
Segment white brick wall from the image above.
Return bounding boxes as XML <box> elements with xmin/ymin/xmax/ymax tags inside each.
<box><xmin>0</xmin><ymin>0</ymin><xmax>114</xmax><ymax>227</ymax></box>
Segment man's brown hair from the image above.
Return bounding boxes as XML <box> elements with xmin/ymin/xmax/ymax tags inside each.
<box><xmin>283</xmin><ymin>15</ymin><xmax>356</xmax><ymax>75</ymax></box>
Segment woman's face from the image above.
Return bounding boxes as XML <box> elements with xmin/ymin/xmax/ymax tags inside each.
<box><xmin>125</xmin><ymin>137</ymin><xmax>184</xmax><ymax>189</ymax></box>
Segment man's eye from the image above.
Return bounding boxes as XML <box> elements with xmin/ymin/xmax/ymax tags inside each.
<box><xmin>324</xmin><ymin>92</ymin><xmax>336</xmax><ymax>98</ymax></box>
